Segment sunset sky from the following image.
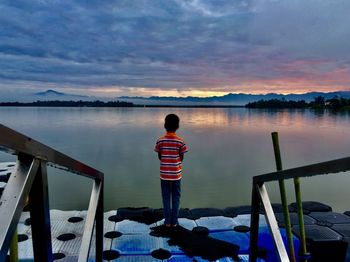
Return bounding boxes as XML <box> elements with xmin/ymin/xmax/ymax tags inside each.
<box><xmin>1</xmin><ymin>0</ymin><xmax>350</xmax><ymax>98</ymax></box>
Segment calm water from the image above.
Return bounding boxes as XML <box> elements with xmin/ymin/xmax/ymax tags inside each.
<box><xmin>1</xmin><ymin>107</ymin><xmax>350</xmax><ymax>212</ymax></box>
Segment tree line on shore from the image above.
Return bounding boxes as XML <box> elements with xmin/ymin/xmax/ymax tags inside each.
<box><xmin>0</xmin><ymin>100</ymin><xmax>134</xmax><ymax>107</ymax></box>
<box><xmin>245</xmin><ymin>96</ymin><xmax>350</xmax><ymax>110</ymax></box>
<box><xmin>1</xmin><ymin>96</ymin><xmax>350</xmax><ymax>109</ymax></box>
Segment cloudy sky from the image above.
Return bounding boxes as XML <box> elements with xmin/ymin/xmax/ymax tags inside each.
<box><xmin>1</xmin><ymin>0</ymin><xmax>350</xmax><ymax>98</ymax></box>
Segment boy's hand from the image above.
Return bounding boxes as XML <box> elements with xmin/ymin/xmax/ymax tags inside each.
<box><xmin>180</xmin><ymin>153</ymin><xmax>184</xmax><ymax>161</ymax></box>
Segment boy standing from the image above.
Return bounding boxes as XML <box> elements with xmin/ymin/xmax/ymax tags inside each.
<box><xmin>154</xmin><ymin>114</ymin><xmax>188</xmax><ymax>227</ymax></box>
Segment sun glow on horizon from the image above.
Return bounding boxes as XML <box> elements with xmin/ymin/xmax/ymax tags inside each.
<box><xmin>74</xmin><ymin>83</ymin><xmax>350</xmax><ymax>99</ymax></box>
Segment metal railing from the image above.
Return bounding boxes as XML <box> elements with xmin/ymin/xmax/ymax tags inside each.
<box><xmin>0</xmin><ymin>124</ymin><xmax>104</xmax><ymax>262</ymax></box>
<box><xmin>249</xmin><ymin>155</ymin><xmax>350</xmax><ymax>262</ymax></box>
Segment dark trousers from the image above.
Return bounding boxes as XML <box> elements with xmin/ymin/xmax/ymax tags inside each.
<box><xmin>161</xmin><ymin>179</ymin><xmax>181</xmax><ymax>225</ymax></box>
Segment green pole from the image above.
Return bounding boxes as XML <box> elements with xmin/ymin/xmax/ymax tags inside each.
<box><xmin>271</xmin><ymin>132</ymin><xmax>296</xmax><ymax>262</ymax></box>
<box><xmin>10</xmin><ymin>229</ymin><xmax>18</xmax><ymax>262</ymax></box>
<box><xmin>294</xmin><ymin>176</ymin><xmax>308</xmax><ymax>261</ymax></box>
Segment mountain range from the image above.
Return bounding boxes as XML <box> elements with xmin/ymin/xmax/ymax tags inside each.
<box><xmin>119</xmin><ymin>91</ymin><xmax>350</xmax><ymax>106</ymax></box>
<box><xmin>4</xmin><ymin>89</ymin><xmax>350</xmax><ymax>106</ymax></box>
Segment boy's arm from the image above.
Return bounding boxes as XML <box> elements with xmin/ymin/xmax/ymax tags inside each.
<box><xmin>158</xmin><ymin>152</ymin><xmax>161</xmax><ymax>160</ymax></box>
<box><xmin>179</xmin><ymin>141</ymin><xmax>187</xmax><ymax>162</ymax></box>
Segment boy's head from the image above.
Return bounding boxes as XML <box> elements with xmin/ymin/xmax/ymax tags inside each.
<box><xmin>164</xmin><ymin>114</ymin><xmax>180</xmax><ymax>132</ymax></box>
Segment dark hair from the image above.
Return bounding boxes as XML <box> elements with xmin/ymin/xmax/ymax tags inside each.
<box><xmin>164</xmin><ymin>114</ymin><xmax>180</xmax><ymax>131</ymax></box>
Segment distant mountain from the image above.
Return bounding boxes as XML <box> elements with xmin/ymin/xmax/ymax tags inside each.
<box><xmin>28</xmin><ymin>89</ymin><xmax>106</xmax><ymax>102</ymax></box>
<box><xmin>35</xmin><ymin>89</ymin><xmax>66</xmax><ymax>96</ymax></box>
<box><xmin>34</xmin><ymin>89</ymin><xmax>87</xmax><ymax>98</ymax></box>
<box><xmin>119</xmin><ymin>91</ymin><xmax>350</xmax><ymax>106</ymax></box>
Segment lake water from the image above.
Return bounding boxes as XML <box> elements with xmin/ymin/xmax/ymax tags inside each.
<box><xmin>1</xmin><ymin>107</ymin><xmax>350</xmax><ymax>212</ymax></box>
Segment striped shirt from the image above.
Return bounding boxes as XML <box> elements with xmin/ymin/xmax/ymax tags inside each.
<box><xmin>155</xmin><ymin>132</ymin><xmax>188</xmax><ymax>180</ymax></box>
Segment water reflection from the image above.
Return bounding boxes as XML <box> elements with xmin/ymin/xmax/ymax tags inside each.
<box><xmin>1</xmin><ymin>107</ymin><xmax>350</xmax><ymax>211</ymax></box>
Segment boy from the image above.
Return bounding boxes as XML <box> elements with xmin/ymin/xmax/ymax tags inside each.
<box><xmin>154</xmin><ymin>114</ymin><xmax>188</xmax><ymax>227</ymax></box>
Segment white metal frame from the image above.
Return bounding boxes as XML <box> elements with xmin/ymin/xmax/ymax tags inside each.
<box><xmin>249</xmin><ymin>156</ymin><xmax>350</xmax><ymax>261</ymax></box>
<box><xmin>0</xmin><ymin>124</ymin><xmax>104</xmax><ymax>262</ymax></box>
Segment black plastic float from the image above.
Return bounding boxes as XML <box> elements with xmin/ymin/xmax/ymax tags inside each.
<box><xmin>233</xmin><ymin>225</ymin><xmax>250</xmax><ymax>233</ymax></box>
<box><xmin>292</xmin><ymin>224</ymin><xmax>347</xmax><ymax>262</ymax></box>
<box><xmin>102</xmin><ymin>250</ymin><xmax>120</xmax><ymax>260</ymax></box>
<box><xmin>151</xmin><ymin>248</ymin><xmax>171</xmax><ymax>260</ymax></box>
<box><xmin>289</xmin><ymin>201</ymin><xmax>332</xmax><ymax>214</ymax></box>
<box><xmin>52</xmin><ymin>253</ymin><xmax>66</xmax><ymax>260</ymax></box>
<box><xmin>57</xmin><ymin>233</ymin><xmax>76</xmax><ymax>241</ymax></box>
<box><xmin>17</xmin><ymin>234</ymin><xmax>29</xmax><ymax>242</ymax></box>
<box><xmin>24</xmin><ymin>218</ymin><xmax>31</xmax><ymax>226</ymax></box>
<box><xmin>104</xmin><ymin>231</ymin><xmax>122</xmax><ymax>239</ymax></box>
<box><xmin>108</xmin><ymin>214</ymin><xmax>123</xmax><ymax>223</ymax></box>
<box><xmin>309</xmin><ymin>212</ymin><xmax>350</xmax><ymax>224</ymax></box>
<box><xmin>190</xmin><ymin>208</ymin><xmax>225</xmax><ymax>220</ymax></box>
<box><xmin>274</xmin><ymin>212</ymin><xmax>316</xmax><ymax>227</ymax></box>
<box><xmin>68</xmin><ymin>217</ymin><xmax>84</xmax><ymax>223</ymax></box>
<box><xmin>192</xmin><ymin>226</ymin><xmax>209</xmax><ymax>236</ymax></box>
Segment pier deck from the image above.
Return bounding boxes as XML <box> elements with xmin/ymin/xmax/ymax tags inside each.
<box><xmin>16</xmin><ymin>209</ymin><xmax>273</xmax><ymax>261</ymax></box>
<box><xmin>13</xmin><ymin>204</ymin><xmax>350</xmax><ymax>262</ymax></box>
<box><xmin>2</xmin><ymin>161</ymin><xmax>350</xmax><ymax>262</ymax></box>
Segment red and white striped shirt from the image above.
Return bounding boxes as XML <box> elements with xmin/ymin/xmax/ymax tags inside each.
<box><xmin>155</xmin><ymin>132</ymin><xmax>188</xmax><ymax>180</ymax></box>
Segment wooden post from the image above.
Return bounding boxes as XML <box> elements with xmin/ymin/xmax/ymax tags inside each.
<box><xmin>9</xmin><ymin>229</ymin><xmax>18</xmax><ymax>262</ymax></box>
<box><xmin>294</xmin><ymin>177</ymin><xmax>308</xmax><ymax>261</ymax></box>
<box><xmin>271</xmin><ymin>132</ymin><xmax>296</xmax><ymax>262</ymax></box>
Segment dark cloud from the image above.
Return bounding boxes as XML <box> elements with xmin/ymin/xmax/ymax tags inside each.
<box><xmin>0</xmin><ymin>0</ymin><xmax>349</xmax><ymax>96</ymax></box>
<box><xmin>250</xmin><ymin>0</ymin><xmax>350</xmax><ymax>60</ymax></box>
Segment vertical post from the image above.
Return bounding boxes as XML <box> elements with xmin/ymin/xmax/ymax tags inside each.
<box><xmin>95</xmin><ymin>178</ymin><xmax>104</xmax><ymax>262</ymax></box>
<box><xmin>9</xmin><ymin>229</ymin><xmax>18</xmax><ymax>262</ymax></box>
<box><xmin>272</xmin><ymin>132</ymin><xmax>296</xmax><ymax>262</ymax></box>
<box><xmin>294</xmin><ymin>177</ymin><xmax>308</xmax><ymax>261</ymax></box>
<box><xmin>29</xmin><ymin>161</ymin><xmax>53</xmax><ymax>262</ymax></box>
<box><xmin>249</xmin><ymin>183</ymin><xmax>261</xmax><ymax>262</ymax></box>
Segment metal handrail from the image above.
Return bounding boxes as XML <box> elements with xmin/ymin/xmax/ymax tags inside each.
<box><xmin>249</xmin><ymin>156</ymin><xmax>350</xmax><ymax>262</ymax></box>
<box><xmin>0</xmin><ymin>124</ymin><xmax>104</xmax><ymax>262</ymax></box>
<box><xmin>0</xmin><ymin>124</ymin><xmax>103</xmax><ymax>180</ymax></box>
